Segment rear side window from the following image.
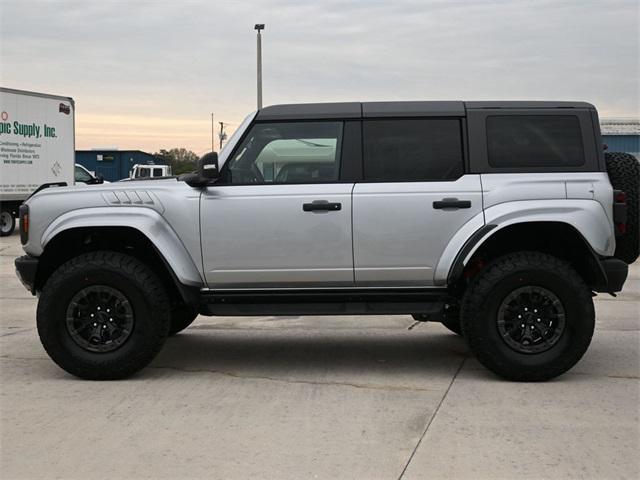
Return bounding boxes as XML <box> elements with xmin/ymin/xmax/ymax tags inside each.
<box><xmin>486</xmin><ymin>115</ymin><xmax>584</xmax><ymax>167</ymax></box>
<box><xmin>363</xmin><ymin>119</ymin><xmax>463</xmax><ymax>182</ymax></box>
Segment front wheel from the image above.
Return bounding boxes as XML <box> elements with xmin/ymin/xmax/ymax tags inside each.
<box><xmin>37</xmin><ymin>251</ymin><xmax>171</xmax><ymax>379</ymax></box>
<box><xmin>460</xmin><ymin>252</ymin><xmax>594</xmax><ymax>381</ymax></box>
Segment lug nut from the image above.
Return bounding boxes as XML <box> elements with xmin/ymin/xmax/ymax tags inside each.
<box><xmin>93</xmin><ymin>322</ymin><xmax>97</xmax><ymax>327</ymax></box>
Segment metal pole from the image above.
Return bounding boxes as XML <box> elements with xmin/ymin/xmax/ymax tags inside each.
<box><xmin>255</xmin><ymin>24</ymin><xmax>264</xmax><ymax>109</ymax></box>
<box><xmin>219</xmin><ymin>122</ymin><xmax>224</xmax><ymax>150</ymax></box>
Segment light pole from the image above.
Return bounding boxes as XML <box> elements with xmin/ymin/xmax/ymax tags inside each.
<box><xmin>211</xmin><ymin>113</ymin><xmax>216</xmax><ymax>152</ymax></box>
<box><xmin>255</xmin><ymin>24</ymin><xmax>264</xmax><ymax>109</ymax></box>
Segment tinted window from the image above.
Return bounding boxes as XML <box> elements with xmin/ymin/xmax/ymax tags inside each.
<box><xmin>153</xmin><ymin>168</ymin><xmax>163</xmax><ymax>177</ymax></box>
<box><xmin>363</xmin><ymin>119</ymin><xmax>463</xmax><ymax>181</ymax></box>
<box><xmin>487</xmin><ymin>115</ymin><xmax>584</xmax><ymax>167</ymax></box>
<box><xmin>226</xmin><ymin>122</ymin><xmax>343</xmax><ymax>184</ymax></box>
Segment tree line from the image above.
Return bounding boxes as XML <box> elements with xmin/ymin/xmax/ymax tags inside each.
<box><xmin>153</xmin><ymin>148</ymin><xmax>201</xmax><ymax>175</ymax></box>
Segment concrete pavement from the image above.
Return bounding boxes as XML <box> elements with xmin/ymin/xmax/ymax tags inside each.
<box><xmin>1</xmin><ymin>231</ymin><xmax>638</xmax><ymax>479</ymax></box>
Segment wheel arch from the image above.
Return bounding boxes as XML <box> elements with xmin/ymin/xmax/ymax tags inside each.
<box><xmin>35</xmin><ymin>223</ymin><xmax>202</xmax><ymax>307</ymax></box>
<box><xmin>448</xmin><ymin>220</ymin><xmax>608</xmax><ymax>291</ymax></box>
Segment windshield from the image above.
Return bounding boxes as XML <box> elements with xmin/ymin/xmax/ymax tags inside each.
<box><xmin>218</xmin><ymin>111</ymin><xmax>257</xmax><ymax>168</ymax></box>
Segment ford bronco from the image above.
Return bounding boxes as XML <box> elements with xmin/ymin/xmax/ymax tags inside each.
<box><xmin>14</xmin><ymin>101</ymin><xmax>639</xmax><ymax>381</ymax></box>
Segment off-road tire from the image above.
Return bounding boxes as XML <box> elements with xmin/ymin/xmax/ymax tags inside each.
<box><xmin>37</xmin><ymin>251</ymin><xmax>171</xmax><ymax>379</ymax></box>
<box><xmin>0</xmin><ymin>209</ymin><xmax>15</xmax><ymax>237</ymax></box>
<box><xmin>460</xmin><ymin>252</ymin><xmax>594</xmax><ymax>381</ymax></box>
<box><xmin>169</xmin><ymin>305</ymin><xmax>198</xmax><ymax>336</ymax></box>
<box><xmin>605</xmin><ymin>151</ymin><xmax>639</xmax><ymax>264</ymax></box>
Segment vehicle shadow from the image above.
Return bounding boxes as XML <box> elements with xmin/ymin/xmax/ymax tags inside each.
<box><xmin>149</xmin><ymin>326</ymin><xmax>471</xmax><ymax>381</ymax></box>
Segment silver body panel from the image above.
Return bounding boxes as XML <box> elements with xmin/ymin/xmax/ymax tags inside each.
<box><xmin>352</xmin><ymin>175</ymin><xmax>483</xmax><ymax>286</ymax></box>
<box><xmin>200</xmin><ymin>183</ymin><xmax>354</xmax><ymax>288</ymax></box>
<box><xmin>23</xmin><ymin>180</ymin><xmax>204</xmax><ymax>286</ymax></box>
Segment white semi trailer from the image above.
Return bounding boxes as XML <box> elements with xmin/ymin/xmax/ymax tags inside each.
<box><xmin>0</xmin><ymin>88</ymin><xmax>75</xmax><ymax>236</ymax></box>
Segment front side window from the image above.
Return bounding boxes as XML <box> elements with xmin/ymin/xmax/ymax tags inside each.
<box><xmin>486</xmin><ymin>115</ymin><xmax>584</xmax><ymax>167</ymax></box>
<box><xmin>75</xmin><ymin>166</ymin><xmax>92</xmax><ymax>183</ymax></box>
<box><xmin>225</xmin><ymin>121</ymin><xmax>343</xmax><ymax>184</ymax></box>
<box><xmin>363</xmin><ymin>119</ymin><xmax>464</xmax><ymax>182</ymax></box>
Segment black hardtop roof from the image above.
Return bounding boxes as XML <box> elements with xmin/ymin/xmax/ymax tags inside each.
<box><xmin>256</xmin><ymin>101</ymin><xmax>596</xmax><ymax>120</ymax></box>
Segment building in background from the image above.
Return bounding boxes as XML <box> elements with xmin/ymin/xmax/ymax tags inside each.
<box><xmin>75</xmin><ymin>149</ymin><xmax>156</xmax><ymax>182</ymax></box>
<box><xmin>601</xmin><ymin>119</ymin><xmax>640</xmax><ymax>158</ymax></box>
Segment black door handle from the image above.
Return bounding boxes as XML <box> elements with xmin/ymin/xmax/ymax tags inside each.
<box><xmin>433</xmin><ymin>198</ymin><xmax>472</xmax><ymax>210</ymax></box>
<box><xmin>303</xmin><ymin>202</ymin><xmax>342</xmax><ymax>212</ymax></box>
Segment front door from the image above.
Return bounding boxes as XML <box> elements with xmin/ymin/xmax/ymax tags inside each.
<box><xmin>201</xmin><ymin>120</ymin><xmax>354</xmax><ymax>289</ymax></box>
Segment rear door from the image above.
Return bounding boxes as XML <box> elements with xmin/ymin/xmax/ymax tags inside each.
<box><xmin>200</xmin><ymin>120</ymin><xmax>355</xmax><ymax>288</ymax></box>
<box><xmin>352</xmin><ymin>117</ymin><xmax>483</xmax><ymax>286</ymax></box>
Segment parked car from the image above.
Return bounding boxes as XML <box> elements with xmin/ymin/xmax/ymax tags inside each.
<box><xmin>14</xmin><ymin>101</ymin><xmax>639</xmax><ymax>381</ymax></box>
<box><xmin>75</xmin><ymin>164</ymin><xmax>107</xmax><ymax>185</ymax></box>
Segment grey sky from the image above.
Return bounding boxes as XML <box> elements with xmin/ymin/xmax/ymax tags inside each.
<box><xmin>1</xmin><ymin>0</ymin><xmax>639</xmax><ymax>153</ymax></box>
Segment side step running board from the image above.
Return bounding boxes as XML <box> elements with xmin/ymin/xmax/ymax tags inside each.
<box><xmin>199</xmin><ymin>288</ymin><xmax>453</xmax><ymax>316</ymax></box>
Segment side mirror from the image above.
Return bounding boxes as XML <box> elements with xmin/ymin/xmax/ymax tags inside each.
<box><xmin>95</xmin><ymin>173</ymin><xmax>105</xmax><ymax>184</ymax></box>
<box><xmin>199</xmin><ymin>152</ymin><xmax>219</xmax><ymax>180</ymax></box>
<box><xmin>179</xmin><ymin>152</ymin><xmax>220</xmax><ymax>188</ymax></box>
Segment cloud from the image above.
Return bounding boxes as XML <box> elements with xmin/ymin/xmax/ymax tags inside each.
<box><xmin>1</xmin><ymin>0</ymin><xmax>638</xmax><ymax>152</ymax></box>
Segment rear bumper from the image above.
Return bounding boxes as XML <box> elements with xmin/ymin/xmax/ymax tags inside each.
<box><xmin>15</xmin><ymin>255</ymin><xmax>38</xmax><ymax>294</ymax></box>
<box><xmin>598</xmin><ymin>258</ymin><xmax>628</xmax><ymax>293</ymax></box>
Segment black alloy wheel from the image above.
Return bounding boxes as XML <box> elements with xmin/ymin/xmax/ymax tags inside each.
<box><xmin>496</xmin><ymin>286</ymin><xmax>566</xmax><ymax>354</ymax></box>
<box><xmin>65</xmin><ymin>285</ymin><xmax>135</xmax><ymax>353</ymax></box>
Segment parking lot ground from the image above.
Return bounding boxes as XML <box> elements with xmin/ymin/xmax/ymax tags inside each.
<box><xmin>1</xmin><ymin>232</ymin><xmax>638</xmax><ymax>479</ymax></box>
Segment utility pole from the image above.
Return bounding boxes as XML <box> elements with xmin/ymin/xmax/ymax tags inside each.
<box><xmin>254</xmin><ymin>24</ymin><xmax>264</xmax><ymax>109</ymax></box>
<box><xmin>211</xmin><ymin>112</ymin><xmax>216</xmax><ymax>152</ymax></box>
<box><xmin>218</xmin><ymin>122</ymin><xmax>227</xmax><ymax>150</ymax></box>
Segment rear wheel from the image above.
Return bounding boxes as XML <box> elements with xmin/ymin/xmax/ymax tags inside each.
<box><xmin>37</xmin><ymin>251</ymin><xmax>171</xmax><ymax>379</ymax></box>
<box><xmin>461</xmin><ymin>252</ymin><xmax>594</xmax><ymax>381</ymax></box>
<box><xmin>605</xmin><ymin>151</ymin><xmax>639</xmax><ymax>264</ymax></box>
<box><xmin>0</xmin><ymin>209</ymin><xmax>15</xmax><ymax>237</ymax></box>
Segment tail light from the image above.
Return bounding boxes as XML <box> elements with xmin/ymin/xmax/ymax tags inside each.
<box><xmin>612</xmin><ymin>190</ymin><xmax>627</xmax><ymax>237</ymax></box>
<box><xmin>19</xmin><ymin>204</ymin><xmax>29</xmax><ymax>245</ymax></box>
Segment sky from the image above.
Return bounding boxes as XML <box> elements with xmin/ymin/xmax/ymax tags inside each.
<box><xmin>1</xmin><ymin>0</ymin><xmax>639</xmax><ymax>155</ymax></box>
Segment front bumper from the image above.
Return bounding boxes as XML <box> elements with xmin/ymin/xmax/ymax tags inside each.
<box><xmin>15</xmin><ymin>255</ymin><xmax>38</xmax><ymax>294</ymax></box>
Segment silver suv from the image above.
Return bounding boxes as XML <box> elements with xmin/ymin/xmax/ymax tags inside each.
<box><xmin>14</xmin><ymin>101</ymin><xmax>639</xmax><ymax>381</ymax></box>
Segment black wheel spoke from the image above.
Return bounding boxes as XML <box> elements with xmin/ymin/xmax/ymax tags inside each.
<box><xmin>497</xmin><ymin>286</ymin><xmax>566</xmax><ymax>354</ymax></box>
<box><xmin>65</xmin><ymin>285</ymin><xmax>134</xmax><ymax>353</ymax></box>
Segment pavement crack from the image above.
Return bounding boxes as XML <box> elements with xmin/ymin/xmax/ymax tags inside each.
<box><xmin>0</xmin><ymin>327</ymin><xmax>34</xmax><ymax>337</ymax></box>
<box><xmin>149</xmin><ymin>365</ymin><xmax>436</xmax><ymax>392</ymax></box>
<box><xmin>397</xmin><ymin>357</ymin><xmax>466</xmax><ymax>479</ymax></box>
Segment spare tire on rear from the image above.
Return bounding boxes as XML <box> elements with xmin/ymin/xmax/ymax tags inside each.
<box><xmin>605</xmin><ymin>152</ymin><xmax>640</xmax><ymax>264</ymax></box>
